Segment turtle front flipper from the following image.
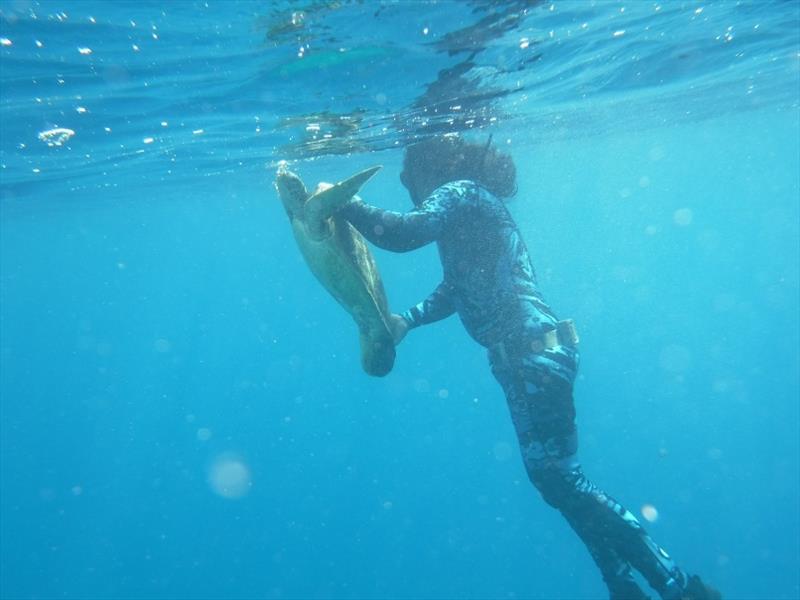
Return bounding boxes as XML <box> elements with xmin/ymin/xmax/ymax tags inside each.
<box><xmin>305</xmin><ymin>166</ymin><xmax>382</xmax><ymax>228</ymax></box>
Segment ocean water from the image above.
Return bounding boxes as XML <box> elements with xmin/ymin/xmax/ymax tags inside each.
<box><xmin>1</xmin><ymin>1</ymin><xmax>798</xmax><ymax>599</ymax></box>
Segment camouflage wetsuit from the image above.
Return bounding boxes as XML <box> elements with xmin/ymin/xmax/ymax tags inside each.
<box><xmin>342</xmin><ymin>180</ymin><xmax>689</xmax><ymax>600</ymax></box>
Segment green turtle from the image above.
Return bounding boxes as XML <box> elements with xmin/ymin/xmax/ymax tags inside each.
<box><xmin>275</xmin><ymin>163</ymin><xmax>395</xmax><ymax>376</ymax></box>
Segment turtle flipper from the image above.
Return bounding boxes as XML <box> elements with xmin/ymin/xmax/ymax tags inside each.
<box><xmin>359</xmin><ymin>329</ymin><xmax>395</xmax><ymax>377</ymax></box>
<box><xmin>306</xmin><ymin>166</ymin><xmax>382</xmax><ymax>224</ymax></box>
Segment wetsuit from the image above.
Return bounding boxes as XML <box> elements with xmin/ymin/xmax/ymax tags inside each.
<box><xmin>342</xmin><ymin>180</ymin><xmax>690</xmax><ymax>600</ymax></box>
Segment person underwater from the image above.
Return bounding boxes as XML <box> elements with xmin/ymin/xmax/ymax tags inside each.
<box><xmin>338</xmin><ymin>134</ymin><xmax>722</xmax><ymax>600</ymax></box>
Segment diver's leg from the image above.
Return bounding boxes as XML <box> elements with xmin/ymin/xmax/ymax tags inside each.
<box><xmin>554</xmin><ymin>499</ymin><xmax>651</xmax><ymax>600</ymax></box>
<box><xmin>496</xmin><ymin>347</ymin><xmax>710</xmax><ymax>600</ymax></box>
<box><xmin>531</xmin><ymin>463</ymin><xmax>686</xmax><ymax>599</ymax></box>
<box><xmin>533</xmin><ymin>465</ymin><xmax>719</xmax><ymax>599</ymax></box>
<box><xmin>489</xmin><ymin>345</ymin><xmax>651</xmax><ymax>599</ymax></box>
<box><xmin>579</xmin><ymin>531</ymin><xmax>652</xmax><ymax>600</ymax></box>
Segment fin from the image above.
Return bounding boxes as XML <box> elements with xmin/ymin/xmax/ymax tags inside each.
<box><xmin>306</xmin><ymin>165</ymin><xmax>382</xmax><ymax>224</ymax></box>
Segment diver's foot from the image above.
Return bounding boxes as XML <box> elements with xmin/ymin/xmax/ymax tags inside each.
<box><xmin>682</xmin><ymin>574</ymin><xmax>722</xmax><ymax>600</ymax></box>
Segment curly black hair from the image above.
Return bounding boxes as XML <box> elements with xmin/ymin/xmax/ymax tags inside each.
<box><xmin>401</xmin><ymin>134</ymin><xmax>517</xmax><ymax>200</ymax></box>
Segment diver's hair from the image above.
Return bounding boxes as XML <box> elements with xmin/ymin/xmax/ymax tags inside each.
<box><xmin>402</xmin><ymin>134</ymin><xmax>517</xmax><ymax>200</ymax></box>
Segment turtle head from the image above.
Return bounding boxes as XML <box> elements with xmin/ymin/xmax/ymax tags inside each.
<box><xmin>274</xmin><ymin>163</ymin><xmax>309</xmax><ymax>219</ymax></box>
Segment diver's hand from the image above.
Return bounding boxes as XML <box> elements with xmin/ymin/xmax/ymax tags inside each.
<box><xmin>388</xmin><ymin>313</ymin><xmax>410</xmax><ymax>345</ymax></box>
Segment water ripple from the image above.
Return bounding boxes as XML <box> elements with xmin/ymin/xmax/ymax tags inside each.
<box><xmin>1</xmin><ymin>0</ymin><xmax>797</xmax><ymax>199</ymax></box>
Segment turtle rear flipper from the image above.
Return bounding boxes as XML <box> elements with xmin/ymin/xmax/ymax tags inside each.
<box><xmin>359</xmin><ymin>330</ymin><xmax>395</xmax><ymax>377</ymax></box>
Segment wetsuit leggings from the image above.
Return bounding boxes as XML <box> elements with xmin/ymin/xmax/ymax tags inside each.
<box><xmin>488</xmin><ymin>338</ymin><xmax>686</xmax><ymax>600</ymax></box>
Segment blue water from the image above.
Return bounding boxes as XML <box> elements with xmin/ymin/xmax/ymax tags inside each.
<box><xmin>1</xmin><ymin>1</ymin><xmax>798</xmax><ymax>599</ymax></box>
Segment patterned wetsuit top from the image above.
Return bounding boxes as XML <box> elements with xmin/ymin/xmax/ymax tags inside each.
<box><xmin>341</xmin><ymin>180</ymin><xmax>559</xmax><ymax>347</ymax></box>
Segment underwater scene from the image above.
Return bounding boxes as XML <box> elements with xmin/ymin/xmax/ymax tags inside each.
<box><xmin>1</xmin><ymin>1</ymin><xmax>798</xmax><ymax>599</ymax></box>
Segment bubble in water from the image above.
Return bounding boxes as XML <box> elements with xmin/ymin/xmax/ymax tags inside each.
<box><xmin>649</xmin><ymin>146</ymin><xmax>665</xmax><ymax>161</ymax></box>
<box><xmin>659</xmin><ymin>344</ymin><xmax>692</xmax><ymax>373</ymax></box>
<box><xmin>413</xmin><ymin>378</ymin><xmax>429</xmax><ymax>393</ymax></box>
<box><xmin>673</xmin><ymin>208</ymin><xmax>693</xmax><ymax>226</ymax></box>
<box><xmin>154</xmin><ymin>338</ymin><xmax>171</xmax><ymax>353</ymax></box>
<box><xmin>641</xmin><ymin>504</ymin><xmax>659</xmax><ymax>522</ymax></box>
<box><xmin>712</xmin><ymin>379</ymin><xmax>730</xmax><ymax>394</ymax></box>
<box><xmin>196</xmin><ymin>428</ymin><xmax>212</xmax><ymax>442</ymax></box>
<box><xmin>38</xmin><ymin>127</ymin><xmax>75</xmax><ymax>147</ymax></box>
<box><xmin>208</xmin><ymin>454</ymin><xmax>251</xmax><ymax>499</ymax></box>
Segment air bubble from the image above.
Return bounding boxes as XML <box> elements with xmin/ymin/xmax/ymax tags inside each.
<box><xmin>641</xmin><ymin>504</ymin><xmax>659</xmax><ymax>522</ymax></box>
<box><xmin>673</xmin><ymin>208</ymin><xmax>693</xmax><ymax>226</ymax></box>
<box><xmin>38</xmin><ymin>127</ymin><xmax>75</xmax><ymax>147</ymax></box>
<box><xmin>208</xmin><ymin>454</ymin><xmax>252</xmax><ymax>499</ymax></box>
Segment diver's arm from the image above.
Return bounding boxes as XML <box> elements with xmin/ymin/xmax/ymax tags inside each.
<box><xmin>386</xmin><ymin>282</ymin><xmax>455</xmax><ymax>345</ymax></box>
<box><xmin>400</xmin><ymin>281</ymin><xmax>456</xmax><ymax>331</ymax></box>
<box><xmin>341</xmin><ymin>190</ymin><xmax>454</xmax><ymax>252</ymax></box>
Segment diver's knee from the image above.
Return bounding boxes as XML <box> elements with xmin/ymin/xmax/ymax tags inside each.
<box><xmin>529</xmin><ymin>466</ymin><xmax>576</xmax><ymax>508</ymax></box>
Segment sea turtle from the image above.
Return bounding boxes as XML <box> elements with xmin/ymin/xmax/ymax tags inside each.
<box><xmin>275</xmin><ymin>164</ymin><xmax>395</xmax><ymax>376</ymax></box>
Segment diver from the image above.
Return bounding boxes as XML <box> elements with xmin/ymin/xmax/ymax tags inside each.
<box><xmin>339</xmin><ymin>134</ymin><xmax>722</xmax><ymax>600</ymax></box>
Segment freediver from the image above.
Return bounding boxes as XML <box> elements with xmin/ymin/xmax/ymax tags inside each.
<box><xmin>339</xmin><ymin>134</ymin><xmax>722</xmax><ymax>600</ymax></box>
